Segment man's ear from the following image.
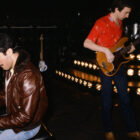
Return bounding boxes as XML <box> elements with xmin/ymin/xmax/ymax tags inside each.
<box><xmin>6</xmin><ymin>48</ymin><xmax>13</xmax><ymax>56</ymax></box>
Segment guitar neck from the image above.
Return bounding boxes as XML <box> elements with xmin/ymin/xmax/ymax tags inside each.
<box><xmin>40</xmin><ymin>41</ymin><xmax>43</xmax><ymax>60</ymax></box>
<box><xmin>40</xmin><ymin>34</ymin><xmax>44</xmax><ymax>61</ymax></box>
<box><xmin>121</xmin><ymin>37</ymin><xmax>140</xmax><ymax>55</ymax></box>
<box><xmin>121</xmin><ymin>44</ymin><xmax>131</xmax><ymax>55</ymax></box>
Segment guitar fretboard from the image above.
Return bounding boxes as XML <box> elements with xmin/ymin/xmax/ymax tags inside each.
<box><xmin>121</xmin><ymin>38</ymin><xmax>140</xmax><ymax>55</ymax></box>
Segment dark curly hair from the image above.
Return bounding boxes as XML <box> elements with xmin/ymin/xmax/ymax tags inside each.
<box><xmin>0</xmin><ymin>33</ymin><xmax>20</xmax><ymax>54</ymax></box>
<box><xmin>110</xmin><ymin>0</ymin><xmax>134</xmax><ymax>12</ymax></box>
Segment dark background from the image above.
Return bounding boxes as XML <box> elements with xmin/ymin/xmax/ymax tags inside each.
<box><xmin>0</xmin><ymin>0</ymin><xmax>140</xmax><ymax>75</ymax></box>
<box><xmin>0</xmin><ymin>0</ymin><xmax>140</xmax><ymax>25</ymax></box>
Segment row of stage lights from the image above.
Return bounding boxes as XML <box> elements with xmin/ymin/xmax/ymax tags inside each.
<box><xmin>55</xmin><ymin>53</ymin><xmax>140</xmax><ymax>95</ymax></box>
<box><xmin>96</xmin><ymin>83</ymin><xmax>140</xmax><ymax>95</ymax></box>
<box><xmin>129</xmin><ymin>53</ymin><xmax>140</xmax><ymax>61</ymax></box>
<box><xmin>55</xmin><ymin>70</ymin><xmax>93</xmax><ymax>88</ymax></box>
<box><xmin>73</xmin><ymin>54</ymin><xmax>140</xmax><ymax>68</ymax></box>
<box><xmin>127</xmin><ymin>68</ymin><xmax>140</xmax><ymax>76</ymax></box>
<box><xmin>73</xmin><ymin>53</ymin><xmax>140</xmax><ymax>77</ymax></box>
<box><xmin>55</xmin><ymin>70</ymin><xmax>140</xmax><ymax>95</ymax></box>
<box><xmin>73</xmin><ymin>60</ymin><xmax>99</xmax><ymax>70</ymax></box>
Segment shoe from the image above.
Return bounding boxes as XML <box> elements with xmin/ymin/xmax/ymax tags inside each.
<box><xmin>128</xmin><ymin>131</ymin><xmax>140</xmax><ymax>140</ymax></box>
<box><xmin>105</xmin><ymin>132</ymin><xmax>116</xmax><ymax>140</ymax></box>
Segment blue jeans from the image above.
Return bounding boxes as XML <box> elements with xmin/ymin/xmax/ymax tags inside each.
<box><xmin>99</xmin><ymin>66</ymin><xmax>137</xmax><ymax>132</ymax></box>
<box><xmin>0</xmin><ymin>125</ymin><xmax>41</xmax><ymax>140</ymax></box>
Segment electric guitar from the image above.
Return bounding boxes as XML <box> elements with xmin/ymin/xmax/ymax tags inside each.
<box><xmin>96</xmin><ymin>36</ymin><xmax>140</xmax><ymax>77</ymax></box>
<box><xmin>39</xmin><ymin>34</ymin><xmax>48</xmax><ymax>72</ymax></box>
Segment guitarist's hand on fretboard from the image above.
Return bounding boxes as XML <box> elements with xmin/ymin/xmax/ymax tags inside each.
<box><xmin>96</xmin><ymin>36</ymin><xmax>140</xmax><ymax>76</ymax></box>
<box><xmin>127</xmin><ymin>43</ymin><xmax>135</xmax><ymax>54</ymax></box>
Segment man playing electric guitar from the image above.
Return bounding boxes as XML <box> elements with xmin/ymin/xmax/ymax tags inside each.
<box><xmin>96</xmin><ymin>36</ymin><xmax>140</xmax><ymax>77</ymax></box>
<box><xmin>83</xmin><ymin>0</ymin><xmax>140</xmax><ymax>140</ymax></box>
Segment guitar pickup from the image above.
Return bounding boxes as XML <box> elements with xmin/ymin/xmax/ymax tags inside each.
<box><xmin>102</xmin><ymin>62</ymin><xmax>106</xmax><ymax>69</ymax></box>
<box><xmin>116</xmin><ymin>47</ymin><xmax>122</xmax><ymax>52</ymax></box>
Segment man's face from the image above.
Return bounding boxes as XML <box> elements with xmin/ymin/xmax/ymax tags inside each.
<box><xmin>0</xmin><ymin>49</ymin><xmax>13</xmax><ymax>70</ymax></box>
<box><xmin>117</xmin><ymin>7</ymin><xmax>132</xmax><ymax>20</ymax></box>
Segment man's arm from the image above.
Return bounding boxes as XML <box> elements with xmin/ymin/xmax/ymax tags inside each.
<box><xmin>83</xmin><ymin>39</ymin><xmax>115</xmax><ymax>63</ymax></box>
<box><xmin>0</xmin><ymin>71</ymin><xmax>41</xmax><ymax>129</ymax></box>
<box><xmin>0</xmin><ymin>89</ymin><xmax>6</xmax><ymax>106</ymax></box>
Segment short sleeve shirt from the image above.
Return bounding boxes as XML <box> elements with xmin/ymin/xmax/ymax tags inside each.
<box><xmin>87</xmin><ymin>14</ymin><xmax>122</xmax><ymax>48</ymax></box>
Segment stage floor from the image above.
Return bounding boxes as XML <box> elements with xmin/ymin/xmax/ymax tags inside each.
<box><xmin>45</xmin><ymin>76</ymin><xmax>140</xmax><ymax>140</ymax></box>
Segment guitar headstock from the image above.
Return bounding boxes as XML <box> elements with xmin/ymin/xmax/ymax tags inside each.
<box><xmin>40</xmin><ymin>34</ymin><xmax>44</xmax><ymax>41</ymax></box>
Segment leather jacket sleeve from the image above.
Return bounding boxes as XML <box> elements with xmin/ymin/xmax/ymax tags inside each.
<box><xmin>0</xmin><ymin>89</ymin><xmax>6</xmax><ymax>106</ymax></box>
<box><xmin>0</xmin><ymin>69</ymin><xmax>47</xmax><ymax>129</ymax></box>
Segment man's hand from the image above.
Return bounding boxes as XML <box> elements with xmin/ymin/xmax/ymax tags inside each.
<box><xmin>127</xmin><ymin>43</ymin><xmax>135</xmax><ymax>54</ymax></box>
<box><xmin>104</xmin><ymin>48</ymin><xmax>115</xmax><ymax>63</ymax></box>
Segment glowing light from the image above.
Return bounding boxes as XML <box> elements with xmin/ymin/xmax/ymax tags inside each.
<box><xmin>136</xmin><ymin>54</ymin><xmax>140</xmax><ymax>61</ymax></box>
<box><xmin>114</xmin><ymin>104</ymin><xmax>119</xmax><ymax>107</ymax></box>
<box><xmin>113</xmin><ymin>86</ymin><xmax>118</xmax><ymax>93</ymax></box>
<box><xmin>127</xmin><ymin>69</ymin><xmax>134</xmax><ymax>76</ymax></box>
<box><xmin>136</xmin><ymin>88</ymin><xmax>140</xmax><ymax>95</ymax></box>
<box><xmin>67</xmin><ymin>75</ymin><xmax>71</xmax><ymax>79</ymax></box>
<box><xmin>81</xmin><ymin>61</ymin><xmax>84</xmax><ymax>66</ymax></box>
<box><xmin>74</xmin><ymin>60</ymin><xmax>77</xmax><ymax>64</ymax></box>
<box><xmin>71</xmin><ymin>76</ymin><xmax>74</xmax><ymax>81</ymax></box>
<box><xmin>77</xmin><ymin>12</ymin><xmax>80</xmax><ymax>16</ymax></box>
<box><xmin>77</xmin><ymin>61</ymin><xmax>80</xmax><ymax>65</ymax></box>
<box><xmin>88</xmin><ymin>82</ymin><xmax>93</xmax><ymax>88</ymax></box>
<box><xmin>88</xmin><ymin>63</ymin><xmax>93</xmax><ymax>69</ymax></box>
<box><xmin>127</xmin><ymin>88</ymin><xmax>130</xmax><ymax>93</ymax></box>
<box><xmin>96</xmin><ymin>84</ymin><xmax>101</xmax><ymax>91</ymax></box>
<box><xmin>129</xmin><ymin>54</ymin><xmax>135</xmax><ymax>60</ymax></box>
<box><xmin>138</xmin><ymin>70</ymin><xmax>140</xmax><ymax>76</ymax></box>
<box><xmin>79</xmin><ymin>79</ymin><xmax>83</xmax><ymax>84</ymax></box>
<box><xmin>83</xmin><ymin>80</ymin><xmax>87</xmax><ymax>86</ymax></box>
<box><xmin>58</xmin><ymin>71</ymin><xmax>61</xmax><ymax>76</ymax></box>
<box><xmin>64</xmin><ymin>74</ymin><xmax>67</xmax><ymax>78</ymax></box>
<box><xmin>85</xmin><ymin>62</ymin><xmax>88</xmax><ymax>67</ymax></box>
<box><xmin>93</xmin><ymin>64</ymin><xmax>97</xmax><ymax>69</ymax></box>
<box><xmin>61</xmin><ymin>72</ymin><xmax>64</xmax><ymax>77</ymax></box>
<box><xmin>75</xmin><ymin>78</ymin><xmax>78</xmax><ymax>83</ymax></box>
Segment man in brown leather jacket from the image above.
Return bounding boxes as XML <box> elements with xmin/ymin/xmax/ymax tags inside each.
<box><xmin>0</xmin><ymin>33</ymin><xmax>48</xmax><ymax>140</ymax></box>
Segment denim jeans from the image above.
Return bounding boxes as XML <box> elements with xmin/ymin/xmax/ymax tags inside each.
<box><xmin>0</xmin><ymin>125</ymin><xmax>41</xmax><ymax>140</ymax></box>
<box><xmin>99</xmin><ymin>66</ymin><xmax>137</xmax><ymax>132</ymax></box>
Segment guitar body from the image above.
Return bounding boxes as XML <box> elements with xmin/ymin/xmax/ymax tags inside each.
<box><xmin>96</xmin><ymin>37</ymin><xmax>131</xmax><ymax>77</ymax></box>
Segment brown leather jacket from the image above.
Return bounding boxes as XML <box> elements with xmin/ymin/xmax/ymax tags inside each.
<box><xmin>0</xmin><ymin>50</ymin><xmax>48</xmax><ymax>133</ymax></box>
